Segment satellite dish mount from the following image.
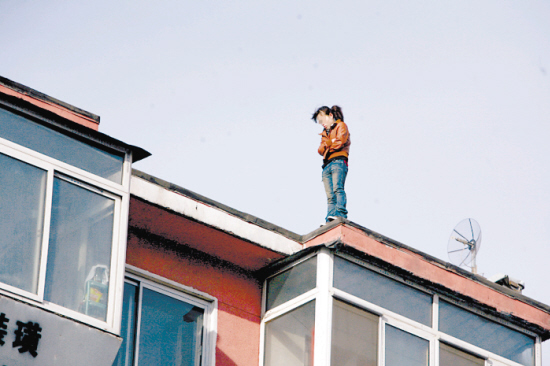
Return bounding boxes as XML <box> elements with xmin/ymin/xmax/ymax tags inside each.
<box><xmin>447</xmin><ymin>218</ymin><xmax>482</xmax><ymax>274</ymax></box>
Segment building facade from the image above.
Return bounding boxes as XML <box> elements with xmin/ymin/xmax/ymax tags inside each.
<box><xmin>1</xmin><ymin>77</ymin><xmax>549</xmax><ymax>366</ymax></box>
<box><xmin>127</xmin><ymin>170</ymin><xmax>550</xmax><ymax>366</ymax></box>
<box><xmin>0</xmin><ymin>77</ymin><xmax>148</xmax><ymax>365</ymax></box>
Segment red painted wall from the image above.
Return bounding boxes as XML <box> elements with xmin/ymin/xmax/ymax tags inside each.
<box><xmin>126</xmin><ymin>231</ymin><xmax>262</xmax><ymax>366</ymax></box>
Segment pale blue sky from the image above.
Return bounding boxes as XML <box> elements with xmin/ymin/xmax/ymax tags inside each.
<box><xmin>2</xmin><ymin>0</ymin><xmax>550</xmax><ymax>361</ymax></box>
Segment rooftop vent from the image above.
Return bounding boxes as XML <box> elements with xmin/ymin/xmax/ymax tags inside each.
<box><xmin>488</xmin><ymin>273</ymin><xmax>525</xmax><ymax>293</ymax></box>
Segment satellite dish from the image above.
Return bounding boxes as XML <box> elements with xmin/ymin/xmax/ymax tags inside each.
<box><xmin>448</xmin><ymin>218</ymin><xmax>482</xmax><ymax>274</ymax></box>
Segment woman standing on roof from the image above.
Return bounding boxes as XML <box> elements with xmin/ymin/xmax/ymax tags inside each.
<box><xmin>312</xmin><ymin>105</ymin><xmax>351</xmax><ymax>223</ymax></box>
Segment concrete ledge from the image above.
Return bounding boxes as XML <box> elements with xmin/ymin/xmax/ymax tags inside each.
<box><xmin>131</xmin><ymin>171</ymin><xmax>302</xmax><ymax>256</ymax></box>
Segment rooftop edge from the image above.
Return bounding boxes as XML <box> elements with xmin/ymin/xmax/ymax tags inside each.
<box><xmin>131</xmin><ymin>169</ymin><xmax>550</xmax><ymax>319</ymax></box>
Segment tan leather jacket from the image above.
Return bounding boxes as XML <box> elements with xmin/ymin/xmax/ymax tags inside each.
<box><xmin>318</xmin><ymin>120</ymin><xmax>351</xmax><ymax>164</ymax></box>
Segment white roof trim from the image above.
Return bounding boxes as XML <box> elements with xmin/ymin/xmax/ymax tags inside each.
<box><xmin>130</xmin><ymin>176</ymin><xmax>302</xmax><ymax>255</ymax></box>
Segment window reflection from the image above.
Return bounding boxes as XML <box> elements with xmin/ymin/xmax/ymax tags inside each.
<box><xmin>113</xmin><ymin>281</ymin><xmax>205</xmax><ymax>366</ymax></box>
<box><xmin>440</xmin><ymin>343</ymin><xmax>484</xmax><ymax>366</ymax></box>
<box><xmin>264</xmin><ymin>301</ymin><xmax>315</xmax><ymax>366</ymax></box>
<box><xmin>439</xmin><ymin>300</ymin><xmax>534</xmax><ymax>366</ymax></box>
<box><xmin>333</xmin><ymin>256</ymin><xmax>432</xmax><ymax>326</ymax></box>
<box><xmin>113</xmin><ymin>282</ymin><xmax>138</xmax><ymax>366</ymax></box>
<box><xmin>385</xmin><ymin>325</ymin><xmax>428</xmax><ymax>366</ymax></box>
<box><xmin>0</xmin><ymin>153</ymin><xmax>46</xmax><ymax>294</ymax></box>
<box><xmin>331</xmin><ymin>300</ymin><xmax>378</xmax><ymax>366</ymax></box>
<box><xmin>266</xmin><ymin>257</ymin><xmax>317</xmax><ymax>310</ymax></box>
<box><xmin>44</xmin><ymin>177</ymin><xmax>114</xmax><ymax>321</ymax></box>
<box><xmin>138</xmin><ymin>288</ymin><xmax>204</xmax><ymax>366</ymax></box>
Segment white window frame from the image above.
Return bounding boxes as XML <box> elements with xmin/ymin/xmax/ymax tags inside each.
<box><xmin>260</xmin><ymin>251</ymin><xmax>320</xmax><ymax>366</ymax></box>
<box><xmin>260</xmin><ymin>250</ymin><xmax>541</xmax><ymax>366</ymax></box>
<box><xmin>333</xmin><ymin>252</ymin><xmax>539</xmax><ymax>366</ymax></box>
<box><xmin>261</xmin><ymin>252</ymin><xmax>319</xmax><ymax>319</ymax></box>
<box><xmin>0</xmin><ymin>122</ymin><xmax>131</xmax><ymax>333</ymax></box>
<box><xmin>124</xmin><ymin>265</ymin><xmax>218</xmax><ymax>366</ymax></box>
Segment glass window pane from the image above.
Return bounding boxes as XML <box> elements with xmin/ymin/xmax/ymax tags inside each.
<box><xmin>439</xmin><ymin>300</ymin><xmax>534</xmax><ymax>366</ymax></box>
<box><xmin>385</xmin><ymin>325</ymin><xmax>429</xmax><ymax>366</ymax></box>
<box><xmin>440</xmin><ymin>343</ymin><xmax>484</xmax><ymax>366</ymax></box>
<box><xmin>112</xmin><ymin>282</ymin><xmax>138</xmax><ymax>366</ymax></box>
<box><xmin>138</xmin><ymin>288</ymin><xmax>204</xmax><ymax>366</ymax></box>
<box><xmin>264</xmin><ymin>301</ymin><xmax>315</xmax><ymax>366</ymax></box>
<box><xmin>333</xmin><ymin>256</ymin><xmax>432</xmax><ymax>326</ymax></box>
<box><xmin>0</xmin><ymin>153</ymin><xmax>46</xmax><ymax>294</ymax></box>
<box><xmin>0</xmin><ymin>108</ymin><xmax>124</xmax><ymax>183</ymax></box>
<box><xmin>44</xmin><ymin>177</ymin><xmax>115</xmax><ymax>321</ymax></box>
<box><xmin>266</xmin><ymin>256</ymin><xmax>317</xmax><ymax>310</ymax></box>
<box><xmin>331</xmin><ymin>300</ymin><xmax>378</xmax><ymax>366</ymax></box>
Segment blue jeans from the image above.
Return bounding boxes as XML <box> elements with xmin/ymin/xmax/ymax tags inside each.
<box><xmin>322</xmin><ymin>159</ymin><xmax>348</xmax><ymax>221</ymax></box>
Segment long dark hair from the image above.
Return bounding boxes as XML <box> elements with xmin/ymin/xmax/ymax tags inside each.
<box><xmin>311</xmin><ymin>105</ymin><xmax>344</xmax><ymax>122</ymax></box>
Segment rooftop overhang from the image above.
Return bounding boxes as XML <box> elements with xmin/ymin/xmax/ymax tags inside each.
<box><xmin>129</xmin><ymin>171</ymin><xmax>302</xmax><ymax>271</ymax></box>
<box><xmin>0</xmin><ymin>76</ymin><xmax>150</xmax><ymax>163</ymax></box>
<box><xmin>304</xmin><ymin>220</ymin><xmax>550</xmax><ymax>340</ymax></box>
<box><xmin>0</xmin><ymin>76</ymin><xmax>100</xmax><ymax>130</ymax></box>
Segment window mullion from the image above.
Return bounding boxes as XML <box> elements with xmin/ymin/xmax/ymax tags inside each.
<box><xmin>259</xmin><ymin>319</ymin><xmax>266</xmax><ymax>366</ymax></box>
<box><xmin>535</xmin><ymin>337</ymin><xmax>542</xmax><ymax>366</ymax></box>
<box><xmin>133</xmin><ymin>282</ymin><xmax>144</xmax><ymax>366</ymax></box>
<box><xmin>313</xmin><ymin>248</ymin><xmax>333</xmax><ymax>366</ymax></box>
<box><xmin>432</xmin><ymin>294</ymin><xmax>439</xmax><ymax>331</ymax></box>
<box><xmin>107</xmin><ymin>192</ymin><xmax>124</xmax><ymax>331</ymax></box>
<box><xmin>121</xmin><ymin>150</ymin><xmax>132</xmax><ymax>192</ymax></box>
<box><xmin>432</xmin><ymin>337</ymin><xmax>438</xmax><ymax>366</ymax></box>
<box><xmin>36</xmin><ymin>166</ymin><xmax>55</xmax><ymax>301</ymax></box>
<box><xmin>379</xmin><ymin>316</ymin><xmax>385</xmax><ymax>366</ymax></box>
